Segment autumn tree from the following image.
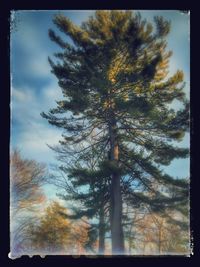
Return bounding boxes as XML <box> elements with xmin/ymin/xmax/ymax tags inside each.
<box><xmin>134</xmin><ymin>209</ymin><xmax>189</xmax><ymax>255</ymax></box>
<box><xmin>27</xmin><ymin>201</ymin><xmax>89</xmax><ymax>254</ymax></box>
<box><xmin>123</xmin><ymin>179</ymin><xmax>189</xmax><ymax>254</ymax></box>
<box><xmin>10</xmin><ymin>150</ymin><xmax>46</xmax><ymax>212</ymax></box>
<box><xmin>42</xmin><ymin>10</ymin><xmax>189</xmax><ymax>254</ymax></box>
<box><xmin>26</xmin><ymin>201</ymin><xmax>70</xmax><ymax>253</ymax></box>
<box><xmin>10</xmin><ymin>150</ymin><xmax>46</xmax><ymax>256</ymax></box>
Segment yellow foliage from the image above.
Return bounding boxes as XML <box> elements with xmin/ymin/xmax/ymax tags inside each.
<box><xmin>10</xmin><ymin>150</ymin><xmax>46</xmax><ymax>211</ymax></box>
<box><xmin>134</xmin><ymin>211</ymin><xmax>189</xmax><ymax>254</ymax></box>
<box><xmin>28</xmin><ymin>201</ymin><xmax>90</xmax><ymax>254</ymax></box>
<box><xmin>103</xmin><ymin>98</ymin><xmax>115</xmax><ymax>110</ymax></box>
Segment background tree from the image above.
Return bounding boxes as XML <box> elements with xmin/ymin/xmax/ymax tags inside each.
<box><xmin>134</xmin><ymin>209</ymin><xmax>189</xmax><ymax>254</ymax></box>
<box><xmin>10</xmin><ymin>150</ymin><xmax>46</xmax><ymax>256</ymax></box>
<box><xmin>27</xmin><ymin>201</ymin><xmax>89</xmax><ymax>254</ymax></box>
<box><xmin>42</xmin><ymin>10</ymin><xmax>189</xmax><ymax>254</ymax></box>
<box><xmin>10</xmin><ymin>149</ymin><xmax>46</xmax><ymax>212</ymax></box>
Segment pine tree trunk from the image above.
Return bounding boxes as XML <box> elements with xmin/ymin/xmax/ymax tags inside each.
<box><xmin>98</xmin><ymin>206</ymin><xmax>105</xmax><ymax>254</ymax></box>
<box><xmin>110</xmin><ymin>172</ymin><xmax>124</xmax><ymax>254</ymax></box>
<box><xmin>109</xmin><ymin>119</ymin><xmax>124</xmax><ymax>254</ymax></box>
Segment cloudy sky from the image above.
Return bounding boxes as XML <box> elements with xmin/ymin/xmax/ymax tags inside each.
<box><xmin>10</xmin><ymin>10</ymin><xmax>190</xmax><ymax>184</ymax></box>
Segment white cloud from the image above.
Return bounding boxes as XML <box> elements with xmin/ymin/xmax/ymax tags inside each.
<box><xmin>12</xmin><ymin>86</ymin><xmax>35</xmax><ymax>103</ymax></box>
<box><xmin>26</xmin><ymin>55</ymin><xmax>52</xmax><ymax>78</ymax></box>
<box><xmin>11</xmin><ymin>86</ymin><xmax>39</xmax><ymax>126</ymax></box>
<box><xmin>11</xmin><ymin>13</ymin><xmax>55</xmax><ymax>79</ymax></box>
<box><xmin>11</xmin><ymin>80</ymin><xmax>62</xmax><ymax>122</ymax></box>
<box><xmin>11</xmin><ymin>12</ymin><xmax>65</xmax><ymax>164</ymax></box>
<box><xmin>42</xmin><ymin>80</ymin><xmax>63</xmax><ymax>107</ymax></box>
<box><xmin>16</xmin><ymin>121</ymin><xmax>61</xmax><ymax>163</ymax></box>
<box><xmin>12</xmin><ymin>88</ymin><xmax>27</xmax><ymax>102</ymax></box>
<box><xmin>11</xmin><ymin>82</ymin><xmax>64</xmax><ymax>164</ymax></box>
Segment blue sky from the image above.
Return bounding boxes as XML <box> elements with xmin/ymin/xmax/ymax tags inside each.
<box><xmin>10</xmin><ymin>10</ymin><xmax>190</xmax><ymax>186</ymax></box>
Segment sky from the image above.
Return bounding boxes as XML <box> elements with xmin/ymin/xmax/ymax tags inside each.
<box><xmin>10</xmin><ymin>10</ymin><xmax>190</xmax><ymax>197</ymax></box>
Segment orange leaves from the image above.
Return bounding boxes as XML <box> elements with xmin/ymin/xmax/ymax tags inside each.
<box><xmin>70</xmin><ymin>219</ymin><xmax>90</xmax><ymax>254</ymax></box>
<box><xmin>27</xmin><ymin>201</ymin><xmax>91</xmax><ymax>254</ymax></box>
<box><xmin>133</xmin><ymin>211</ymin><xmax>189</xmax><ymax>254</ymax></box>
<box><xmin>10</xmin><ymin>150</ymin><xmax>46</xmax><ymax>212</ymax></box>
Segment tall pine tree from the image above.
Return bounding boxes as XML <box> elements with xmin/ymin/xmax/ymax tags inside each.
<box><xmin>42</xmin><ymin>10</ymin><xmax>189</xmax><ymax>254</ymax></box>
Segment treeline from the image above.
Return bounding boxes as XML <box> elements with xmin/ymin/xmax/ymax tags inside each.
<box><xmin>10</xmin><ymin>149</ymin><xmax>189</xmax><ymax>256</ymax></box>
<box><xmin>10</xmin><ymin>150</ymin><xmax>91</xmax><ymax>257</ymax></box>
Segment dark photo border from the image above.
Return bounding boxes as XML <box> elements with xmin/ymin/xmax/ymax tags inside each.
<box><xmin>0</xmin><ymin>0</ymin><xmax>199</xmax><ymax>267</ymax></box>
